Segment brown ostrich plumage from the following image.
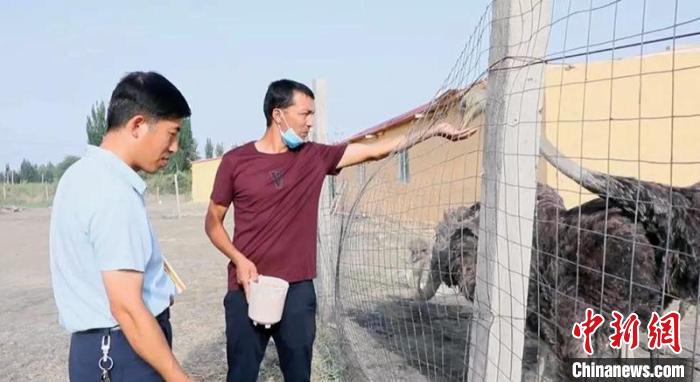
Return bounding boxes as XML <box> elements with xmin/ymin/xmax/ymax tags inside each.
<box><xmin>540</xmin><ymin>136</ymin><xmax>700</xmax><ymax>313</ymax></box>
<box><xmin>413</xmin><ymin>184</ymin><xmax>662</xmax><ymax>379</ymax></box>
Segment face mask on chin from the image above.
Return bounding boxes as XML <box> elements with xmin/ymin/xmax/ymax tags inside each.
<box><xmin>277</xmin><ymin>112</ymin><xmax>305</xmax><ymax>149</ymax></box>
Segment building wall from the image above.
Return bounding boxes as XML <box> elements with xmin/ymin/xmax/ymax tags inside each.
<box><xmin>191</xmin><ymin>157</ymin><xmax>221</xmax><ymax>203</ymax></box>
<box><xmin>335</xmin><ymin>48</ymin><xmax>700</xmax><ymax>224</ymax></box>
<box><xmin>541</xmin><ymin>48</ymin><xmax>700</xmax><ymax>207</ymax></box>
<box><xmin>334</xmin><ymin>114</ymin><xmax>485</xmax><ymax>226</ymax></box>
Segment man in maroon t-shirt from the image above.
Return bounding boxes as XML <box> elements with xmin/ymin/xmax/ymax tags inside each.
<box><xmin>204</xmin><ymin>79</ymin><xmax>475</xmax><ymax>382</ymax></box>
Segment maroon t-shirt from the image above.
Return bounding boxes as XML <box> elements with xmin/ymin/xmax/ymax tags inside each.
<box><xmin>210</xmin><ymin>141</ymin><xmax>347</xmax><ymax>291</ymax></box>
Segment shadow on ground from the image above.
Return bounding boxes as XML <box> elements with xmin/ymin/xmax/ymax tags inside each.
<box><xmin>347</xmin><ymin>297</ymin><xmax>473</xmax><ymax>382</ymax></box>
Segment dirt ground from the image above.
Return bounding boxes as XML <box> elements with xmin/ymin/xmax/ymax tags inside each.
<box><xmin>5</xmin><ymin>194</ymin><xmax>700</xmax><ymax>381</ymax></box>
<box><xmin>0</xmin><ymin>195</ymin><xmax>339</xmax><ymax>382</ymax></box>
<box><xmin>335</xmin><ymin>215</ymin><xmax>700</xmax><ymax>381</ymax></box>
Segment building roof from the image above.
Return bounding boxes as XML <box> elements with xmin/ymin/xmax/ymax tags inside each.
<box><xmin>343</xmin><ymin>101</ymin><xmax>433</xmax><ymax>143</ymax></box>
<box><xmin>341</xmin><ymin>81</ymin><xmax>485</xmax><ymax>143</ymax></box>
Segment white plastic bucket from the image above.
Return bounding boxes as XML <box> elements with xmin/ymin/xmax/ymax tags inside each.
<box><xmin>247</xmin><ymin>275</ymin><xmax>290</xmax><ymax>328</ymax></box>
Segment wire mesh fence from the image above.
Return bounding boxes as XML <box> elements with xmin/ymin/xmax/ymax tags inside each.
<box><xmin>317</xmin><ymin>0</ymin><xmax>700</xmax><ymax>380</ymax></box>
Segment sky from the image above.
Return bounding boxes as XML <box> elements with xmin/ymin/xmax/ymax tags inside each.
<box><xmin>0</xmin><ymin>0</ymin><xmax>490</xmax><ymax>169</ymax></box>
<box><xmin>2</xmin><ymin>0</ymin><xmax>699</xmax><ymax>170</ymax></box>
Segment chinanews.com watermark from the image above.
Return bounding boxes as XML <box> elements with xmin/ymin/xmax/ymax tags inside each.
<box><xmin>566</xmin><ymin>358</ymin><xmax>691</xmax><ymax>381</ymax></box>
<box><xmin>567</xmin><ymin>308</ymin><xmax>691</xmax><ymax>381</ymax></box>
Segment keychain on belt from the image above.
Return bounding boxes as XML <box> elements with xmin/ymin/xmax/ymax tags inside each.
<box><xmin>98</xmin><ymin>333</ymin><xmax>113</xmax><ymax>382</ymax></box>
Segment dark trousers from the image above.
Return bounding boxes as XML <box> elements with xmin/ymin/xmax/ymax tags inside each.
<box><xmin>69</xmin><ymin>309</ymin><xmax>172</xmax><ymax>382</ymax></box>
<box><xmin>224</xmin><ymin>280</ymin><xmax>317</xmax><ymax>382</ymax></box>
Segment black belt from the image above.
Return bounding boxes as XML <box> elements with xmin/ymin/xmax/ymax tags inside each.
<box><xmin>77</xmin><ymin>308</ymin><xmax>170</xmax><ymax>335</ymax></box>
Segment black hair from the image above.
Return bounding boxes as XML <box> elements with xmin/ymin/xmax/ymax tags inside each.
<box><xmin>107</xmin><ymin>71</ymin><xmax>191</xmax><ymax>130</ymax></box>
<box><xmin>263</xmin><ymin>79</ymin><xmax>314</xmax><ymax>127</ymax></box>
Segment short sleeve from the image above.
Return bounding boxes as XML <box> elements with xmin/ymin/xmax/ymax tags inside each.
<box><xmin>90</xmin><ymin>198</ymin><xmax>151</xmax><ymax>272</ymax></box>
<box><xmin>315</xmin><ymin>143</ymin><xmax>348</xmax><ymax>176</ymax></box>
<box><xmin>211</xmin><ymin>156</ymin><xmax>235</xmax><ymax>206</ymax></box>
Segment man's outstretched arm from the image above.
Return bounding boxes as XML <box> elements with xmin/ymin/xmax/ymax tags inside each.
<box><xmin>336</xmin><ymin>85</ymin><xmax>486</xmax><ymax>169</ymax></box>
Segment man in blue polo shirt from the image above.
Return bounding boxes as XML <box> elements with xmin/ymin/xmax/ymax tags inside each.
<box><xmin>50</xmin><ymin>71</ymin><xmax>193</xmax><ymax>381</ymax></box>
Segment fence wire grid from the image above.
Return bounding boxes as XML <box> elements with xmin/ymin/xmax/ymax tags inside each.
<box><xmin>316</xmin><ymin>0</ymin><xmax>700</xmax><ymax>381</ymax></box>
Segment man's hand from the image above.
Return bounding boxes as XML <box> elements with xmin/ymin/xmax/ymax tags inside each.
<box><xmin>426</xmin><ymin>121</ymin><xmax>476</xmax><ymax>142</ymax></box>
<box><xmin>205</xmin><ymin>201</ymin><xmax>259</xmax><ymax>300</ymax></box>
<box><xmin>102</xmin><ymin>270</ymin><xmax>190</xmax><ymax>381</ymax></box>
<box><xmin>337</xmin><ymin>121</ymin><xmax>477</xmax><ymax>169</ymax></box>
<box><xmin>236</xmin><ymin>256</ymin><xmax>259</xmax><ymax>301</ymax></box>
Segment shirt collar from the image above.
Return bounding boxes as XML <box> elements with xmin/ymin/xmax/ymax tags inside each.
<box><xmin>85</xmin><ymin>145</ymin><xmax>147</xmax><ymax>195</ymax></box>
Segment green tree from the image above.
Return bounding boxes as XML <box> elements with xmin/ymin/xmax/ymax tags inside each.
<box><xmin>46</xmin><ymin>162</ymin><xmax>56</xmax><ymax>183</ymax></box>
<box><xmin>86</xmin><ymin>101</ymin><xmax>108</xmax><ymax>145</ymax></box>
<box><xmin>204</xmin><ymin>138</ymin><xmax>214</xmax><ymax>159</ymax></box>
<box><xmin>215</xmin><ymin>142</ymin><xmax>225</xmax><ymax>157</ymax></box>
<box><xmin>37</xmin><ymin>162</ymin><xmax>55</xmax><ymax>183</ymax></box>
<box><xmin>164</xmin><ymin>118</ymin><xmax>198</xmax><ymax>173</ymax></box>
<box><xmin>20</xmin><ymin>159</ymin><xmax>39</xmax><ymax>183</ymax></box>
<box><xmin>54</xmin><ymin>155</ymin><xmax>80</xmax><ymax>181</ymax></box>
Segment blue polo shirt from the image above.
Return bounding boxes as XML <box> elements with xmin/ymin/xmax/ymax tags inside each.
<box><xmin>49</xmin><ymin>145</ymin><xmax>175</xmax><ymax>333</ymax></box>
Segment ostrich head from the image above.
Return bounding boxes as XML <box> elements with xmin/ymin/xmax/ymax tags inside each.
<box><xmin>458</xmin><ymin>82</ymin><xmax>487</xmax><ymax>130</ymax></box>
<box><xmin>408</xmin><ymin>238</ymin><xmax>430</xmax><ymax>264</ymax></box>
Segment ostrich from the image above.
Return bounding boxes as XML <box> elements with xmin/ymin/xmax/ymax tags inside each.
<box><xmin>407</xmin><ymin>237</ymin><xmax>431</xmax><ymax>294</ymax></box>
<box><xmin>533</xmin><ymin>197</ymin><xmax>661</xmax><ymax>359</ymax></box>
<box><xmin>539</xmin><ymin>136</ymin><xmax>700</xmax><ymax>315</ymax></box>
<box><xmin>412</xmin><ymin>184</ymin><xmax>662</xmax><ymax>379</ymax></box>
<box><xmin>414</xmin><ymin>203</ymin><xmax>481</xmax><ymax>301</ymax></box>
